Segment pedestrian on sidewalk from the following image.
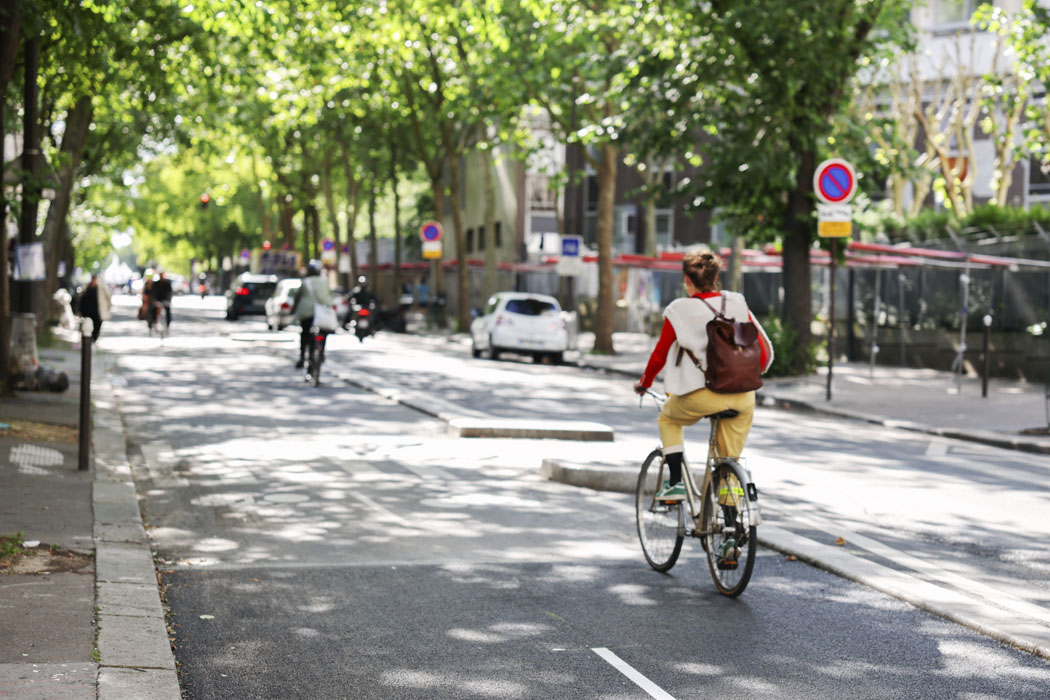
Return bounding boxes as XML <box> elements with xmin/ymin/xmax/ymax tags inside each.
<box><xmin>78</xmin><ymin>274</ymin><xmax>111</xmax><ymax>342</ymax></box>
<box><xmin>632</xmin><ymin>250</ymin><xmax>774</xmax><ymax>500</ymax></box>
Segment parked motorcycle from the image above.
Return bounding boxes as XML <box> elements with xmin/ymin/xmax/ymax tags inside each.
<box><xmin>382</xmin><ymin>294</ymin><xmax>415</xmax><ymax>333</ymax></box>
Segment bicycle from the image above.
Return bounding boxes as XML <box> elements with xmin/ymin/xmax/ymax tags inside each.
<box><xmin>147</xmin><ymin>300</ymin><xmax>169</xmax><ymax>342</ymax></box>
<box><xmin>635</xmin><ymin>390</ymin><xmax>760</xmax><ymax>597</ymax></box>
<box><xmin>303</xmin><ymin>325</ymin><xmax>328</xmax><ymax>387</ymax></box>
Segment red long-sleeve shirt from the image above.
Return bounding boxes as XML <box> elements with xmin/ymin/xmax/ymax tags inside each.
<box><xmin>638</xmin><ymin>292</ymin><xmax>770</xmax><ymax>389</ymax></box>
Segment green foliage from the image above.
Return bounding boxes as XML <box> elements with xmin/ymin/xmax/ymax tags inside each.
<box><xmin>671</xmin><ymin>0</ymin><xmax>915</xmax><ymax>243</ymax></box>
<box><xmin>0</xmin><ymin>531</ymin><xmax>25</xmax><ymax>560</ymax></box>
<box><xmin>860</xmin><ymin>203</ymin><xmax>1050</xmax><ymax>243</ymax></box>
<box><xmin>965</xmin><ymin>203</ymin><xmax>1050</xmax><ymax>234</ymax></box>
<box><xmin>760</xmin><ymin>316</ymin><xmax>819</xmax><ymax>378</ymax></box>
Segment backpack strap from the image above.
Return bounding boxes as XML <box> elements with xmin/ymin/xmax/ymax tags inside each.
<box><xmin>696</xmin><ymin>294</ymin><xmax>728</xmax><ymax>320</ymax></box>
<box><xmin>674</xmin><ymin>295</ymin><xmax>724</xmax><ymax>368</ymax></box>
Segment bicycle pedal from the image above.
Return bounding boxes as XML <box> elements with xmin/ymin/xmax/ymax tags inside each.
<box><xmin>717</xmin><ymin>560</ymin><xmax>738</xmax><ymax>570</ymax></box>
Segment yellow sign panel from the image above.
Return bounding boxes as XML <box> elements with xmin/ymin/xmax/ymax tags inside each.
<box><xmin>818</xmin><ymin>220</ymin><xmax>852</xmax><ymax>238</ymax></box>
<box><xmin>422</xmin><ymin>241</ymin><xmax>443</xmax><ymax>259</ymax></box>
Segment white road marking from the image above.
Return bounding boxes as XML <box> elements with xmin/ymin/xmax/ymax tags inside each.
<box><xmin>592</xmin><ymin>648</ymin><xmax>677</xmax><ymax>700</ymax></box>
<box><xmin>925</xmin><ymin>438</ymin><xmax>949</xmax><ymax>457</ymax></box>
<box><xmin>346</xmin><ymin>490</ymin><xmax>414</xmax><ymax>528</ymax></box>
<box><xmin>401</xmin><ymin>462</ymin><xmax>458</xmax><ymax>481</ymax></box>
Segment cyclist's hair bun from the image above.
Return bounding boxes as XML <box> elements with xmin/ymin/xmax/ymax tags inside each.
<box><xmin>683</xmin><ymin>249</ymin><xmax>721</xmax><ymax>292</ymax></box>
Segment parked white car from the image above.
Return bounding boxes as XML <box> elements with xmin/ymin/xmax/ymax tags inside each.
<box><xmin>470</xmin><ymin>292</ymin><xmax>573</xmax><ymax>364</ymax></box>
<box><xmin>264</xmin><ymin>278</ymin><xmax>301</xmax><ymax>331</ymax></box>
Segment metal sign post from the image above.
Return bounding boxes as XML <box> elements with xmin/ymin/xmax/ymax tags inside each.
<box><xmin>78</xmin><ymin>318</ymin><xmax>92</xmax><ymax>471</ymax></box>
<box><xmin>814</xmin><ymin>159</ymin><xmax>858</xmax><ymax>402</ymax></box>
<box><xmin>827</xmin><ymin>240</ymin><xmax>837</xmax><ymax>401</ymax></box>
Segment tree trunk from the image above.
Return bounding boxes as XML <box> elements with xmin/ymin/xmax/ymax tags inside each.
<box><xmin>430</xmin><ymin>177</ymin><xmax>447</xmax><ymax>306</ymax></box>
<box><xmin>40</xmin><ymin>95</ymin><xmax>93</xmax><ymax>333</ymax></box>
<box><xmin>251</xmin><ymin>154</ymin><xmax>274</xmax><ymax>245</ymax></box>
<box><xmin>340</xmin><ymin>146</ymin><xmax>361</xmax><ymax>284</ymax></box>
<box><xmin>482</xmin><ymin>148</ymin><xmax>498</xmax><ymax>300</ymax></box>
<box><xmin>278</xmin><ymin>198</ymin><xmax>295</xmax><ymax>250</ymax></box>
<box><xmin>0</xmin><ymin>3</ymin><xmax>20</xmax><ymax>395</ymax></box>
<box><xmin>367</xmin><ymin>185</ymin><xmax>377</xmax><ymax>279</ymax></box>
<box><xmin>390</xmin><ymin>143</ymin><xmax>402</xmax><ymax>297</ymax></box>
<box><xmin>782</xmin><ymin>149</ymin><xmax>816</xmax><ymax>370</ymax></box>
<box><xmin>301</xmin><ymin>207</ymin><xmax>311</xmax><ymax>261</ymax></box>
<box><xmin>310</xmin><ymin>205</ymin><xmax>321</xmax><ymax>262</ymax></box>
<box><xmin>728</xmin><ymin>235</ymin><xmax>744</xmax><ymax>292</ymax></box>
<box><xmin>640</xmin><ymin>161</ymin><xmax>660</xmax><ymax>256</ymax></box>
<box><xmin>446</xmin><ymin>153</ymin><xmax>471</xmax><ymax>332</ymax></box>
<box><xmin>594</xmin><ymin>143</ymin><xmax>618</xmax><ymax>353</ymax></box>
<box><xmin>319</xmin><ymin>154</ymin><xmax>344</xmax><ymax>285</ymax></box>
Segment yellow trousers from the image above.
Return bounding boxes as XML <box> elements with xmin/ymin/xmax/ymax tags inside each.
<box><xmin>657</xmin><ymin>389</ymin><xmax>755</xmax><ymax>459</ymax></box>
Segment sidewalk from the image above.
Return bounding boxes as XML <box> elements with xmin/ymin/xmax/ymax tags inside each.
<box><xmin>572</xmin><ymin>331</ymin><xmax>1050</xmax><ymax>455</ymax></box>
<box><xmin>0</xmin><ymin>338</ymin><xmax>179</xmax><ymax>700</ymax></box>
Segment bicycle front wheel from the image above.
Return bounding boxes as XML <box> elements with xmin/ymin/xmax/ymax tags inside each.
<box><xmin>635</xmin><ymin>449</ymin><xmax>684</xmax><ymax>572</ymax></box>
<box><xmin>701</xmin><ymin>459</ymin><xmax>756</xmax><ymax>597</ymax></box>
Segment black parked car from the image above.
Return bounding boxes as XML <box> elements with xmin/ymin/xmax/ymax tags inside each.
<box><xmin>225</xmin><ymin>273</ymin><xmax>278</xmax><ymax>320</ymax></box>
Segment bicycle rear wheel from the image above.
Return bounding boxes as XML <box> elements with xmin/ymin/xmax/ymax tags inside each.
<box><xmin>701</xmin><ymin>459</ymin><xmax>756</xmax><ymax>597</ymax></box>
<box><xmin>635</xmin><ymin>449</ymin><xmax>684</xmax><ymax>572</ymax></box>
<box><xmin>307</xmin><ymin>342</ymin><xmax>320</xmax><ymax>386</ymax></box>
<box><xmin>311</xmin><ymin>348</ymin><xmax>322</xmax><ymax>386</ymax></box>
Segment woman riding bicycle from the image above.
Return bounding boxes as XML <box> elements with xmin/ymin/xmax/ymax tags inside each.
<box><xmin>633</xmin><ymin>249</ymin><xmax>774</xmax><ymax>501</ymax></box>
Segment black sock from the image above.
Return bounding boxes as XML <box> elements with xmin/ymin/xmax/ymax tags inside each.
<box><xmin>664</xmin><ymin>452</ymin><xmax>683</xmax><ymax>485</ymax></box>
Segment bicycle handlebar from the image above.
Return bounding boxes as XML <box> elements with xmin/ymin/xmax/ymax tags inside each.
<box><xmin>637</xmin><ymin>388</ymin><xmax>665</xmax><ymax>409</ymax></box>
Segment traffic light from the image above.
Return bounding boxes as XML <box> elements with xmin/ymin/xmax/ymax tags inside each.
<box><xmin>199</xmin><ymin>193</ymin><xmax>210</xmax><ymax>209</ymax></box>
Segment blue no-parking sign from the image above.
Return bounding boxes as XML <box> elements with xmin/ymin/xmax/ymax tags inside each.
<box><xmin>419</xmin><ymin>221</ymin><xmax>443</xmax><ymax>242</ymax></box>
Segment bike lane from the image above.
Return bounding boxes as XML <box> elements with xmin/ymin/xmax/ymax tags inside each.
<box><xmin>97</xmin><ymin>302</ymin><xmax>1050</xmax><ymax>698</ymax></box>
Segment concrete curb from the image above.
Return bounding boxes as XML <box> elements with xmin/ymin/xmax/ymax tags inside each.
<box><xmin>453</xmin><ymin>419</ymin><xmax>614</xmax><ymax>441</ymax></box>
<box><xmin>92</xmin><ymin>354</ymin><xmax>181</xmax><ymax>700</ymax></box>
<box><xmin>758</xmin><ymin>524</ymin><xmax>1050</xmax><ymax>662</ymax></box>
<box><xmin>540</xmin><ymin>459</ymin><xmax>637</xmax><ymax>492</ymax></box>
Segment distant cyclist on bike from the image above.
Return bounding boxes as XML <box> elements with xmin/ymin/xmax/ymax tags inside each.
<box><xmin>633</xmin><ymin>250</ymin><xmax>774</xmax><ymax>501</ymax></box>
<box><xmin>293</xmin><ymin>260</ymin><xmax>333</xmax><ymax>369</ymax></box>
<box><xmin>151</xmin><ymin>271</ymin><xmax>174</xmax><ymax>330</ymax></box>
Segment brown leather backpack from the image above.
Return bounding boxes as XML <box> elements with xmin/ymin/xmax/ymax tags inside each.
<box><xmin>676</xmin><ymin>295</ymin><xmax>763</xmax><ymax>394</ymax></box>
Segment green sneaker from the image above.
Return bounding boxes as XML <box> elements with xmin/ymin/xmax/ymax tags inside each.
<box><xmin>716</xmin><ymin>538</ymin><xmax>741</xmax><ymax>570</ymax></box>
<box><xmin>655</xmin><ymin>480</ymin><xmax>685</xmax><ymax>501</ymax></box>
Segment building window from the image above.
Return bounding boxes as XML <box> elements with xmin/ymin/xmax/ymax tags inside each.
<box><xmin>478</xmin><ymin>226</ymin><xmax>486</xmax><ymax>251</ymax></box>
<box><xmin>528</xmin><ymin>175</ymin><xmax>556</xmax><ymax>211</ymax></box>
<box><xmin>495</xmin><ymin>222</ymin><xmax>502</xmax><ymax>248</ymax></box>
<box><xmin>931</xmin><ymin>0</ymin><xmax>987</xmax><ymax>26</ymax></box>
<box><xmin>466</xmin><ymin>228</ymin><xmax>474</xmax><ymax>254</ymax></box>
<box><xmin>655</xmin><ymin>210</ymin><xmax>674</xmax><ymax>250</ymax></box>
<box><xmin>586</xmin><ymin>174</ymin><xmax>599</xmax><ymax>212</ymax></box>
<box><xmin>1029</xmin><ymin>157</ymin><xmax>1050</xmax><ymax>199</ymax></box>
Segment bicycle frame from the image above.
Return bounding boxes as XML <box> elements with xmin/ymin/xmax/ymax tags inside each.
<box><xmin>641</xmin><ymin>391</ymin><xmax>757</xmax><ymax>538</ymax></box>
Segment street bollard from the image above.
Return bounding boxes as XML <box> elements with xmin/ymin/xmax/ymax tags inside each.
<box><xmin>78</xmin><ymin>318</ymin><xmax>92</xmax><ymax>471</ymax></box>
<box><xmin>982</xmin><ymin>314</ymin><xmax>992</xmax><ymax>399</ymax></box>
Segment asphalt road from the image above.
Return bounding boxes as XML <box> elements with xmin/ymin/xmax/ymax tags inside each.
<box><xmin>99</xmin><ymin>294</ymin><xmax>1050</xmax><ymax>699</ymax></box>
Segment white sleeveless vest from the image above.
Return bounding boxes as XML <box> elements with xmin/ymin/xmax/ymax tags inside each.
<box><xmin>660</xmin><ymin>291</ymin><xmax>772</xmax><ymax>395</ymax></box>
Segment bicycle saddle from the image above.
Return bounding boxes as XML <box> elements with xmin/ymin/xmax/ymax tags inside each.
<box><xmin>706</xmin><ymin>409</ymin><xmax>740</xmax><ymax>420</ymax></box>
